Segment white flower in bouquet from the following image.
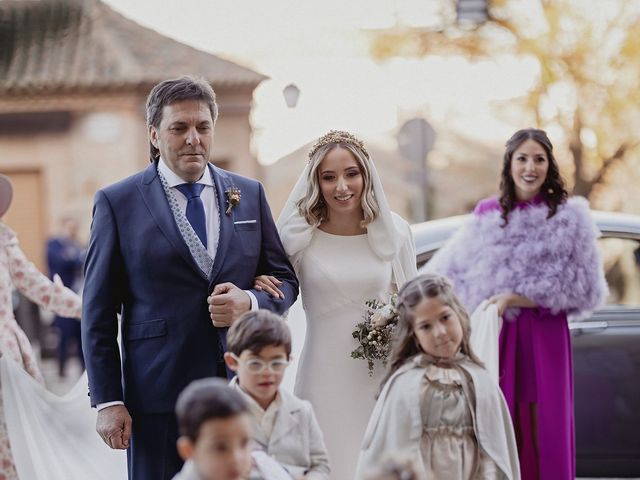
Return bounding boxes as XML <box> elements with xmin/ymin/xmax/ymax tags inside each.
<box><xmin>351</xmin><ymin>294</ymin><xmax>399</xmax><ymax>376</ymax></box>
<box><xmin>371</xmin><ymin>304</ymin><xmax>396</xmax><ymax>328</ymax></box>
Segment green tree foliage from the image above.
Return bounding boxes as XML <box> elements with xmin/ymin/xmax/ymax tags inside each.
<box><xmin>370</xmin><ymin>0</ymin><xmax>640</xmax><ymax>201</ymax></box>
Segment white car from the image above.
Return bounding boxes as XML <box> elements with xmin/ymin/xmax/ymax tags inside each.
<box><xmin>411</xmin><ymin>211</ymin><xmax>640</xmax><ymax>477</ymax></box>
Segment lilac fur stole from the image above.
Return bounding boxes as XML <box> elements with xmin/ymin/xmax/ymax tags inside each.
<box><xmin>424</xmin><ymin>197</ymin><xmax>607</xmax><ymax>319</ymax></box>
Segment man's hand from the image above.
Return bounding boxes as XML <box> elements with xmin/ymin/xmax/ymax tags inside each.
<box><xmin>207</xmin><ymin>282</ymin><xmax>251</xmax><ymax>327</ymax></box>
<box><xmin>96</xmin><ymin>405</ymin><xmax>132</xmax><ymax>450</ymax></box>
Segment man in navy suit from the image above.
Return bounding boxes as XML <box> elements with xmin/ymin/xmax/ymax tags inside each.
<box><xmin>81</xmin><ymin>76</ymin><xmax>298</xmax><ymax>480</ymax></box>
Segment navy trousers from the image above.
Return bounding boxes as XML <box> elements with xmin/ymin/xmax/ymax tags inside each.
<box><xmin>127</xmin><ymin>413</ymin><xmax>182</xmax><ymax>480</ymax></box>
<box><xmin>126</xmin><ymin>362</ymin><xmax>227</xmax><ymax>479</ymax></box>
<box><xmin>54</xmin><ymin>316</ymin><xmax>83</xmax><ymax>376</ymax></box>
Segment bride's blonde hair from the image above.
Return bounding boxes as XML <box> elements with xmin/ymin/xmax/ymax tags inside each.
<box><xmin>296</xmin><ymin>130</ymin><xmax>379</xmax><ymax>227</ymax></box>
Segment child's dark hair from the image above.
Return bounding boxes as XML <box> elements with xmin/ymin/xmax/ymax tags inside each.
<box><xmin>379</xmin><ymin>273</ymin><xmax>483</xmax><ymax>390</ymax></box>
<box><xmin>226</xmin><ymin>309</ymin><xmax>292</xmax><ymax>357</ymax></box>
<box><xmin>175</xmin><ymin>377</ymin><xmax>248</xmax><ymax>441</ymax></box>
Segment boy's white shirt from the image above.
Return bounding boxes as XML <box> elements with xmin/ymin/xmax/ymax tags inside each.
<box><xmin>171</xmin><ymin>455</ymin><xmax>290</xmax><ymax>480</ymax></box>
<box><xmin>233</xmin><ymin>382</ymin><xmax>282</xmax><ymax>439</ymax></box>
<box><xmin>171</xmin><ymin>460</ymin><xmax>200</xmax><ymax>480</ymax></box>
<box><xmin>228</xmin><ymin>376</ymin><xmax>330</xmax><ymax>480</ymax></box>
<box><xmin>252</xmin><ymin>451</ymin><xmax>294</xmax><ymax>480</ymax></box>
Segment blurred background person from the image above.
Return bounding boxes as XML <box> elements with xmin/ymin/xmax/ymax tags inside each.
<box><xmin>0</xmin><ymin>174</ymin><xmax>82</xmax><ymax>479</ymax></box>
<box><xmin>46</xmin><ymin>216</ymin><xmax>85</xmax><ymax>377</ymax></box>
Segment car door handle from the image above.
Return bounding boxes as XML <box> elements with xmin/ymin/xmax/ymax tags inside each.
<box><xmin>569</xmin><ymin>321</ymin><xmax>608</xmax><ymax>331</ymax></box>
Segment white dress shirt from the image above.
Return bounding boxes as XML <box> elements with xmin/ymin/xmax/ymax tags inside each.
<box><xmin>158</xmin><ymin>158</ymin><xmax>219</xmax><ymax>258</ymax></box>
<box><xmin>157</xmin><ymin>158</ymin><xmax>257</xmax><ymax>310</ymax></box>
<box><xmin>233</xmin><ymin>382</ymin><xmax>282</xmax><ymax>440</ymax></box>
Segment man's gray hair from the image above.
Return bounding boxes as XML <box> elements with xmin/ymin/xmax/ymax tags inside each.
<box><xmin>145</xmin><ymin>75</ymin><xmax>218</xmax><ymax>161</ymax></box>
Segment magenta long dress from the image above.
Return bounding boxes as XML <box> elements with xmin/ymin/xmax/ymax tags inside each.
<box><xmin>499</xmin><ymin>308</ymin><xmax>574</xmax><ymax>480</ymax></box>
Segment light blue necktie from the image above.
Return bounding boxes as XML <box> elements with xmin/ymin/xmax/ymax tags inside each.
<box><xmin>175</xmin><ymin>183</ymin><xmax>207</xmax><ymax>247</ymax></box>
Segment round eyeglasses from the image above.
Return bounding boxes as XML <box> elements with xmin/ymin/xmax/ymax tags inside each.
<box><xmin>230</xmin><ymin>353</ymin><xmax>289</xmax><ymax>374</ymax></box>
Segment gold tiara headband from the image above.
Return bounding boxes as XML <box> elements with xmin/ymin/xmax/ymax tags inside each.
<box><xmin>308</xmin><ymin>130</ymin><xmax>369</xmax><ymax>160</ymax></box>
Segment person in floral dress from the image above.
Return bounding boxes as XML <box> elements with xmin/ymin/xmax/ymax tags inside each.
<box><xmin>0</xmin><ymin>174</ymin><xmax>81</xmax><ymax>479</ymax></box>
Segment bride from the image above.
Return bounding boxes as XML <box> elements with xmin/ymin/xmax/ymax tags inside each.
<box><xmin>255</xmin><ymin>131</ymin><xmax>416</xmax><ymax>479</ymax></box>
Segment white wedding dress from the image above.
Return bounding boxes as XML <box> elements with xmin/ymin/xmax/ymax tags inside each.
<box><xmin>295</xmin><ymin>230</ymin><xmax>392</xmax><ymax>480</ymax></box>
<box><xmin>1</xmin><ymin>356</ymin><xmax>127</xmax><ymax>479</ymax></box>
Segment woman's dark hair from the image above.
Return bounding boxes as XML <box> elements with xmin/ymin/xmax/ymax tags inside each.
<box><xmin>499</xmin><ymin>128</ymin><xmax>568</xmax><ymax>225</ymax></box>
<box><xmin>175</xmin><ymin>378</ymin><xmax>248</xmax><ymax>441</ymax></box>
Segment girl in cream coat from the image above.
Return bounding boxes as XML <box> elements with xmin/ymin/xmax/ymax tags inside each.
<box><xmin>357</xmin><ymin>274</ymin><xmax>519</xmax><ymax>480</ymax></box>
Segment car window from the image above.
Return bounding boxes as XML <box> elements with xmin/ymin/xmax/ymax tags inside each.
<box><xmin>416</xmin><ymin>252</ymin><xmax>433</xmax><ymax>269</ymax></box>
<box><xmin>599</xmin><ymin>238</ymin><xmax>640</xmax><ymax>307</ymax></box>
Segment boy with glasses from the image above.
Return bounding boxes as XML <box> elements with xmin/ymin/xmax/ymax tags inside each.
<box><xmin>224</xmin><ymin>310</ymin><xmax>330</xmax><ymax>480</ymax></box>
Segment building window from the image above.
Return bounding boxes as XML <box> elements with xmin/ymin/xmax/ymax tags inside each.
<box><xmin>0</xmin><ymin>111</ymin><xmax>72</xmax><ymax>135</ymax></box>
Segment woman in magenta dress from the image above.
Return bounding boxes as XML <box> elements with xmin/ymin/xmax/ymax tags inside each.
<box><xmin>425</xmin><ymin>128</ymin><xmax>607</xmax><ymax>479</ymax></box>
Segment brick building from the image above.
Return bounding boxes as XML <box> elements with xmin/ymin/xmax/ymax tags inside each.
<box><xmin>0</xmin><ymin>0</ymin><xmax>265</xmax><ymax>269</ymax></box>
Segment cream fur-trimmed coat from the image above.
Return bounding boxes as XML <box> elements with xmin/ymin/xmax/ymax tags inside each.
<box><xmin>425</xmin><ymin>197</ymin><xmax>606</xmax><ymax>318</ymax></box>
<box><xmin>355</xmin><ymin>355</ymin><xmax>520</xmax><ymax>480</ymax></box>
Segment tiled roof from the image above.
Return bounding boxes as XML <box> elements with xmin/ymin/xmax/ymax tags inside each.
<box><xmin>0</xmin><ymin>0</ymin><xmax>267</xmax><ymax>95</ymax></box>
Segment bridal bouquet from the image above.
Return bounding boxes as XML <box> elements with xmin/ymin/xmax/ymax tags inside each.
<box><xmin>351</xmin><ymin>294</ymin><xmax>398</xmax><ymax>376</ymax></box>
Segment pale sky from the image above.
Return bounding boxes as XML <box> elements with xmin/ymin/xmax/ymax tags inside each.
<box><xmin>103</xmin><ymin>0</ymin><xmax>537</xmax><ymax>164</ymax></box>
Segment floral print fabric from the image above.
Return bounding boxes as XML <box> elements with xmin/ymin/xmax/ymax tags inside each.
<box><xmin>0</xmin><ymin>222</ymin><xmax>81</xmax><ymax>479</ymax></box>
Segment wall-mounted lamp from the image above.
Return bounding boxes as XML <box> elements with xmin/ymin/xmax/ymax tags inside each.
<box><xmin>283</xmin><ymin>83</ymin><xmax>301</xmax><ymax>108</ymax></box>
<box><xmin>456</xmin><ymin>0</ymin><xmax>488</xmax><ymax>25</ymax></box>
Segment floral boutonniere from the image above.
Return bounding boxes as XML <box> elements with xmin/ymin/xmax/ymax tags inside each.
<box><xmin>225</xmin><ymin>186</ymin><xmax>241</xmax><ymax>215</ymax></box>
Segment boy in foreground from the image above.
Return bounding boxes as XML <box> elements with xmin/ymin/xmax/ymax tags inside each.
<box><xmin>173</xmin><ymin>378</ymin><xmax>253</xmax><ymax>480</ymax></box>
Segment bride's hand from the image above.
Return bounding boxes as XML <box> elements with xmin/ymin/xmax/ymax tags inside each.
<box><xmin>486</xmin><ymin>292</ymin><xmax>536</xmax><ymax>316</ymax></box>
<box><xmin>253</xmin><ymin>275</ymin><xmax>284</xmax><ymax>299</ymax></box>
<box><xmin>486</xmin><ymin>293</ymin><xmax>512</xmax><ymax>316</ymax></box>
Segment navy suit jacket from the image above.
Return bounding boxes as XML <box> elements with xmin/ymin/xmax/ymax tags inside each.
<box><xmin>81</xmin><ymin>162</ymin><xmax>298</xmax><ymax>413</ymax></box>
